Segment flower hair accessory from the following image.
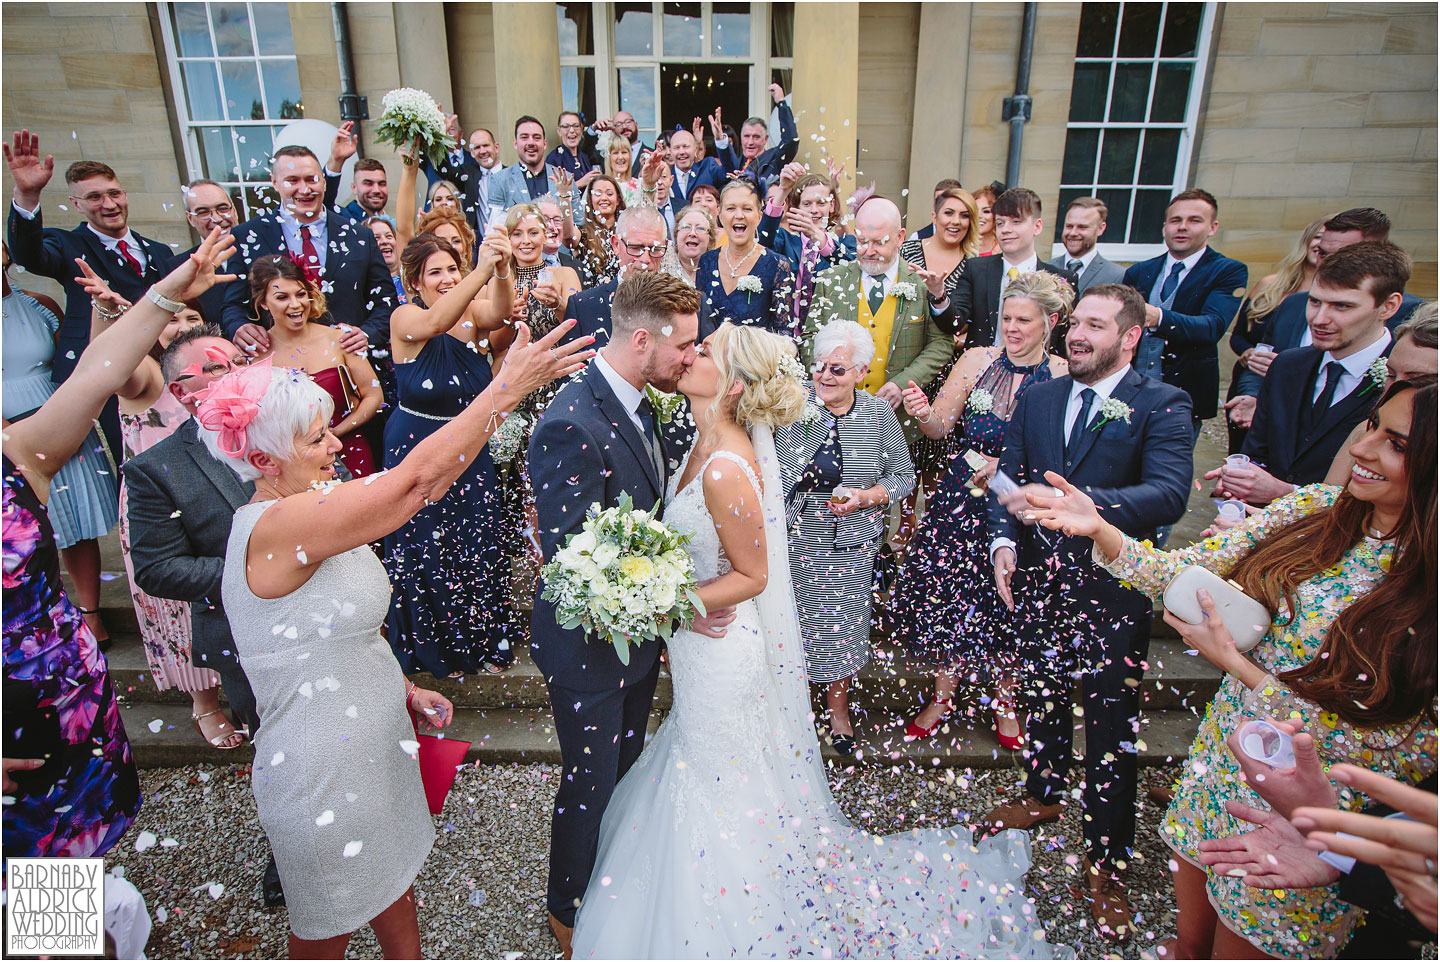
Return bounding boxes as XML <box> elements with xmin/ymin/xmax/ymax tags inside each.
<box><xmin>776</xmin><ymin>353</ymin><xmax>807</xmax><ymax>382</ymax></box>
<box><xmin>194</xmin><ymin>357</ymin><xmax>274</xmax><ymax>457</ymax></box>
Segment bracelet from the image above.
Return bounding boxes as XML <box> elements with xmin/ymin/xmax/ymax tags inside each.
<box><xmin>147</xmin><ymin>288</ymin><xmax>185</xmax><ymax>313</ymax></box>
<box><xmin>641</xmin><ymin>184</ymin><xmax>657</xmax><ymax>194</ymax></box>
<box><xmin>405</xmin><ymin>680</ymin><xmax>418</xmax><ymax>707</ymax></box>
<box><xmin>95</xmin><ymin>304</ymin><xmax>124</xmax><ymax>321</ymax></box>
<box><xmin>494</xmin><ymin>266</ymin><xmax>512</xmax><ymax>280</ymax></box>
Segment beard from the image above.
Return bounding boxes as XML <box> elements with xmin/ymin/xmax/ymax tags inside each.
<box><xmin>1067</xmin><ymin>336</ymin><xmax>1126</xmax><ymax>382</ymax></box>
<box><xmin>641</xmin><ymin>351</ymin><xmax>684</xmax><ymax>394</ymax></box>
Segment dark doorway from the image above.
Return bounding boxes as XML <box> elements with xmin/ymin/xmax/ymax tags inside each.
<box><xmin>660</xmin><ymin>63</ymin><xmax>749</xmax><ymax>154</ymax></box>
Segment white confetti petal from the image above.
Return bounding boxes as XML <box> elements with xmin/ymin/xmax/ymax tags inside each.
<box><xmin>400</xmin><ymin>739</ymin><xmax>420</xmax><ymax>758</ymax></box>
<box><xmin>135</xmin><ymin>831</ymin><xmax>158</xmax><ymax>852</ymax></box>
<box><xmin>207</xmin><ymin>883</ymin><xmax>224</xmax><ymax>900</ymax></box>
<box><xmin>343</xmin><ymin>840</ymin><xmax>364</xmax><ymax>858</ymax></box>
<box><xmin>315</xmin><ymin>810</ymin><xmax>335</xmax><ymax>826</ymax></box>
<box><xmin>271</xmin><ymin>751</ymin><xmax>286</xmax><ymax>766</ymax></box>
<box><xmin>148</xmin><ymin>718</ymin><xmax>164</xmax><ymax>733</ymax></box>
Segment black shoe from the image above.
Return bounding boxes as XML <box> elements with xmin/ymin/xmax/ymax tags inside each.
<box><xmin>830</xmin><ymin>731</ymin><xmax>857</xmax><ymax>755</ymax></box>
<box><xmin>262</xmin><ymin>853</ymin><xmax>285</xmax><ymax>907</ymax></box>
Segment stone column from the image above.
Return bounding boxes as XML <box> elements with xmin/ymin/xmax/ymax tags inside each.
<box><xmin>904</xmin><ymin>3</ymin><xmax>970</xmax><ymax>226</ymax></box>
<box><xmin>791</xmin><ymin>2</ymin><xmax>859</xmax><ymax>199</ymax></box>
<box><xmin>491</xmin><ymin>2</ymin><xmax>563</xmax><ymax>165</ymax></box>
<box><xmin>394</xmin><ymin>2</ymin><xmax>454</xmax><ymax>112</ymax></box>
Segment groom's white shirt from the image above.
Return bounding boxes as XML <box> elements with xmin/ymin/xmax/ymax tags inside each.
<box><xmin>595</xmin><ymin>352</ymin><xmax>649</xmax><ymax>439</ymax></box>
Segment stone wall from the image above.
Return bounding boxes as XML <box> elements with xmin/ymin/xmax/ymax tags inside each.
<box><xmin>854</xmin><ymin>3</ymin><xmax>920</xmax><ymax>206</ymax></box>
<box><xmin>447</xmin><ymin>3</ymin><xmax>500</xmax><ymax>143</ymax></box>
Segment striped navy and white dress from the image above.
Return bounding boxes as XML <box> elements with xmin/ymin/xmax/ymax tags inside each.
<box><xmin>776</xmin><ymin>389</ymin><xmax>915</xmax><ymax>683</ymax></box>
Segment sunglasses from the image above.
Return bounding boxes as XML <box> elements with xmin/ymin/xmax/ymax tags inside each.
<box><xmin>812</xmin><ymin>363</ymin><xmax>855</xmax><ymax>378</ymax></box>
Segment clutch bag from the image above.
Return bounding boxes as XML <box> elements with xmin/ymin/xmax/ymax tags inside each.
<box><xmin>1161</xmin><ymin>565</ymin><xmax>1271</xmax><ymax>653</ymax></box>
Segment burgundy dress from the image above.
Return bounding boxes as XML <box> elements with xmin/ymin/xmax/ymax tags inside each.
<box><xmin>312</xmin><ymin>367</ymin><xmax>376</xmax><ymax>477</ymax></box>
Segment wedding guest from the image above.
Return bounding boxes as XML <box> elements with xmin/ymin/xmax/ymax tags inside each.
<box><xmin>536</xmin><ymin>194</ymin><xmax>585</xmax><ymax>274</ymax></box>
<box><xmin>77</xmin><ymin>260</ymin><xmax>245</xmax><ymax>751</ymax></box>
<box><xmin>1</xmin><ymin>242</ymin><xmax>120</xmax><ymax>649</ymax></box>
<box><xmin>570</xmin><ymin>175</ymin><xmax>626</xmax><ymax>287</ymax></box>
<box><xmin>248</xmin><ymin>254</ymin><xmax>382</xmax><ymax>476</ymax></box>
<box><xmin>695</xmin><ymin>178</ymin><xmax>795</xmax><ymax>337</ymax></box>
<box><xmin>179</xmin><ymin>179</ymin><xmax>240</xmax><ymax>327</ymax></box>
<box><xmin>970</xmin><ymin>183</ymin><xmax>1001</xmax><ymax>256</ymax></box>
<box><xmin>546</xmin><ymin>110</ymin><xmax>602</xmax><ymax>189</ymax></box>
<box><xmin>205</xmin><ymin>311</ymin><xmax>588</xmax><ymax>957</ymax></box>
<box><xmin>1219</xmin><ymin>242</ymin><xmax>1409</xmax><ymax>505</ymax></box>
<box><xmin>1024</xmin><ymin>378</ymin><xmax>1436</xmax><ymax>959</ymax></box>
<box><xmin>672</xmin><ymin>204</ymin><xmax>715</xmax><ymax>285</ymax></box>
<box><xmin>1121</xmin><ymin>188</ymin><xmax>1248</xmax><ymax>444</ymax></box>
<box><xmin>714</xmin><ymin>84</ymin><xmax>797</xmax><ymax>190</ymax></box>
<box><xmin>1045</xmin><ymin>197</ymin><xmax>1125</xmax><ymax>295</ymax></box>
<box><xmin>762</xmin><ymin>164</ymin><xmax>858</xmax><ymax>334</ymax></box>
<box><xmin>1222</xmin><ymin>216</ymin><xmax>1326</xmax><ymax>451</ymax></box>
<box><xmin>776</xmin><ymin>320</ymin><xmax>914</xmax><ymax>755</ymax></box>
<box><xmin>488</xmin><ymin>116</ymin><xmax>577</xmax><ymax>224</ymax></box>
<box><xmin>2</xmin><ymin>231</ymin><xmax>233</xmax><ymax>859</ymax></box>
<box><xmin>339</xmin><ymin>159</ymin><xmax>389</xmax><ymax>223</ymax></box>
<box><xmin>666</xmin><ymin>128</ymin><xmax>727</xmax><ymax>208</ymax></box>
<box><xmin>690</xmin><ymin>183</ymin><xmax>722</xmax><ymax>231</ymax></box>
<box><xmin>981</xmin><ymin>284</ymin><xmax>1194</xmax><ymax>942</ymax></box>
<box><xmin>894</xmin><ymin>273</ymin><xmax>1070</xmax><ymax>747</ymax></box>
<box><xmin>951</xmin><ymin>188</ymin><xmax>1077</xmax><ymax>348</ymax></box>
<box><xmin>364</xmin><ymin>215</ymin><xmax>406</xmax><ymax>304</ymax></box>
<box><xmin>383</xmin><ymin>233</ymin><xmax>518</xmax><ymax>677</ymax></box>
<box><xmin>603</xmin><ymin>132</ymin><xmax>643</xmax><ymax>206</ymax></box>
<box><xmin>419</xmin><ymin>120</ymin><xmax>499</xmax><ymax>235</ymax></box>
<box><xmin>560</xmin><ymin>206</ymin><xmax>669</xmax><ymax>347</ymax></box>
<box><xmin>907</xmin><ymin>178</ymin><xmax>963</xmax><ymax>242</ymax></box>
<box><xmin>428</xmin><ymin>179</ymin><xmax>460</xmax><ymax>211</ymax></box>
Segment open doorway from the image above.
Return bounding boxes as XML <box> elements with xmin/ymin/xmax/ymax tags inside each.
<box><xmin>660</xmin><ymin>63</ymin><xmax>749</xmax><ymax>155</ymax></box>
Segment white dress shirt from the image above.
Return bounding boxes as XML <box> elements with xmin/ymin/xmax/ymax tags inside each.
<box><xmin>1147</xmin><ymin>247</ymin><xmax>1207</xmax><ymax>307</ymax></box>
<box><xmin>1062</xmin><ymin>247</ymin><xmax>1099</xmax><ymax>275</ymax></box>
<box><xmin>1312</xmin><ymin>330</ymin><xmax>1391</xmax><ymax>405</ymax></box>
<box><xmin>860</xmin><ymin>260</ymin><xmax>901</xmax><ymax>302</ymax></box>
<box><xmin>996</xmin><ymin>253</ymin><xmax>1039</xmax><ymax>319</ymax></box>
<box><xmin>278</xmin><ymin>210</ymin><xmax>328</xmax><ymax>268</ymax></box>
<box><xmin>594</xmin><ymin>352</ymin><xmax>660</xmax><ymax>471</ymax></box>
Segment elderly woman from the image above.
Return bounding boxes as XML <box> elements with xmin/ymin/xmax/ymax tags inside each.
<box><xmin>669</xmin><ymin>204</ymin><xmax>715</xmax><ymax>285</ymax></box>
<box><xmin>776</xmin><ymin>319</ymin><xmax>915</xmax><ymax>754</ymax></box>
<box><xmin>202</xmin><ymin>311</ymin><xmax>591</xmax><ymax>956</ymax></box>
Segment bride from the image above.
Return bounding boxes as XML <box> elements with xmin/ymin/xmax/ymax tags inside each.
<box><xmin>571</xmin><ymin>323</ymin><xmax>1068</xmax><ymax>959</ymax></box>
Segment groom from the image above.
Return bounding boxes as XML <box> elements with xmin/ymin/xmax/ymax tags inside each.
<box><xmin>982</xmin><ymin>284</ymin><xmax>1193</xmax><ymax>942</ymax></box>
<box><xmin>528</xmin><ymin>270</ymin><xmax>734</xmax><ymax>956</ymax></box>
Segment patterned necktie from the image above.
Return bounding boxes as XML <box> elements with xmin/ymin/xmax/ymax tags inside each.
<box><xmin>866</xmin><ymin>275</ymin><xmax>887</xmax><ymax>314</ymax></box>
<box><xmin>636</xmin><ymin>397</ymin><xmax>662</xmax><ymax>477</ymax></box>
<box><xmin>117</xmin><ymin>239</ymin><xmax>142</xmax><ymax>275</ymax></box>
<box><xmin>1066</xmin><ymin>258</ymin><xmax>1083</xmax><ymax>274</ymax></box>
<box><xmin>1160</xmin><ymin>260</ymin><xmax>1186</xmax><ymax>302</ymax></box>
<box><xmin>1007</xmin><ymin>266</ymin><xmax>1020</xmax><ymax>283</ymax></box>
<box><xmin>298</xmin><ymin>226</ymin><xmax>322</xmax><ymax>284</ymax></box>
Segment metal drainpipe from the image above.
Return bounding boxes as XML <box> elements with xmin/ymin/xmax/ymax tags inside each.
<box><xmin>1003</xmin><ymin>2</ymin><xmax>1038</xmax><ymax>188</ymax></box>
<box><xmin>331</xmin><ymin>2</ymin><xmax>367</xmax><ymax>157</ymax></box>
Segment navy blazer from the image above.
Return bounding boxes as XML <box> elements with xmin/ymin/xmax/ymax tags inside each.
<box><xmin>988</xmin><ymin>368</ymin><xmax>1194</xmax><ymax>575</ymax></box>
<box><xmin>6</xmin><ymin>206</ymin><xmax>178</xmax><ymax>384</ymax></box>
<box><xmin>717</xmin><ymin>101</ymin><xmax>798</xmax><ymax>190</ymax></box>
<box><xmin>1234</xmin><ymin>289</ymin><xmax>1422</xmax><ymax>397</ymax></box>
<box><xmin>218</xmin><ymin>211</ymin><xmax>397</xmax><ymax>350</ymax></box>
<box><xmin>668</xmin><ymin>157</ymin><xmax>728</xmax><ymax>208</ymax></box>
<box><xmin>953</xmin><ymin>255</ymin><xmax>1078</xmax><ymax>345</ymax></box>
<box><xmin>527</xmin><ymin>364</ymin><xmax>692</xmax><ymax>692</ymax></box>
<box><xmin>757</xmin><ymin>213</ymin><xmax>857</xmax><ymax>274</ymax></box>
<box><xmin>560</xmin><ymin>277</ymin><xmax>618</xmax><ymax>348</ymax></box>
<box><xmin>1241</xmin><ymin>345</ymin><xmax>1390</xmax><ymax>488</ymax></box>
<box><xmin>1122</xmin><ymin>247</ymin><xmax>1248</xmax><ymax>420</ymax></box>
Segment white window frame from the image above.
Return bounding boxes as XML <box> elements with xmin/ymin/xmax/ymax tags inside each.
<box><xmin>561</xmin><ymin>2</ymin><xmax>776</xmax><ymax>145</ymax></box>
<box><xmin>1052</xmin><ymin>2</ymin><xmax>1216</xmax><ymax>263</ymax></box>
<box><xmin>156</xmin><ymin>1</ymin><xmax>303</xmax><ymax>220</ymax></box>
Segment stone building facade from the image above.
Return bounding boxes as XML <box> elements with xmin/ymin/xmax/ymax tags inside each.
<box><xmin>3</xmin><ymin>1</ymin><xmax>1435</xmax><ymax>294</ymax></box>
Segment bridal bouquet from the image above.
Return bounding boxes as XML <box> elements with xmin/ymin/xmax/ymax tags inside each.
<box><xmin>373</xmin><ymin>87</ymin><xmax>451</xmax><ymax>166</ymax></box>
<box><xmin>541</xmin><ymin>493</ymin><xmax>705</xmax><ymax>664</ymax></box>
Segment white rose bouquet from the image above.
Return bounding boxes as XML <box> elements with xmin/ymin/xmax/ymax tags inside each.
<box><xmin>540</xmin><ymin>493</ymin><xmax>706</xmax><ymax>664</ymax></box>
<box><xmin>374</xmin><ymin>87</ymin><xmax>451</xmax><ymax>167</ymax></box>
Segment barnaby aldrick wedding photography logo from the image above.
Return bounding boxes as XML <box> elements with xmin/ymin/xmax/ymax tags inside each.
<box><xmin>5</xmin><ymin>858</ymin><xmax>105</xmax><ymax>957</ymax></box>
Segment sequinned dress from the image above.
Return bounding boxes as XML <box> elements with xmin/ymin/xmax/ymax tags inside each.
<box><xmin>1097</xmin><ymin>484</ymin><xmax>1437</xmax><ymax>958</ymax></box>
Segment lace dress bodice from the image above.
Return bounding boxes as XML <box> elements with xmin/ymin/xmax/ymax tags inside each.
<box><xmin>663</xmin><ymin>448</ymin><xmax>762</xmax><ymax>582</ymax></box>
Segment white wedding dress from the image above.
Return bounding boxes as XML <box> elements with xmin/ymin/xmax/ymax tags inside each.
<box><xmin>570</xmin><ymin>428</ymin><xmax>1069</xmax><ymax>959</ymax></box>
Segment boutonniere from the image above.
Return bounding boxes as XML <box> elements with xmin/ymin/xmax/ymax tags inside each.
<box><xmin>887</xmin><ymin>281</ymin><xmax>918</xmax><ymax>301</ymax></box>
<box><xmin>735</xmin><ymin>275</ymin><xmax>764</xmax><ymax>302</ymax></box>
<box><xmin>1362</xmin><ymin>357</ymin><xmax>1388</xmax><ymax>395</ymax></box>
<box><xmin>1091</xmin><ymin>396</ymin><xmax>1133</xmax><ymax>431</ymax></box>
<box><xmin>799</xmin><ymin>400</ymin><xmax>829</xmax><ymax>443</ymax></box>
<box><xmin>966</xmin><ymin>387</ymin><xmax>994</xmax><ymax>415</ymax></box>
<box><xmin>644</xmin><ymin>385</ymin><xmax>685</xmax><ymax>423</ymax></box>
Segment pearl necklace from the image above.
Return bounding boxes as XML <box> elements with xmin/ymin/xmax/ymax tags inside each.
<box><xmin>722</xmin><ymin>242</ymin><xmax>758</xmax><ymax>278</ymax></box>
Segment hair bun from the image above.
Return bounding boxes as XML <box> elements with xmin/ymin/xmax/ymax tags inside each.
<box><xmin>711</xmin><ymin>324</ymin><xmax>809</xmax><ymax>430</ymax></box>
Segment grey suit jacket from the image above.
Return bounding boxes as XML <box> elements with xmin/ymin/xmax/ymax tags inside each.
<box><xmin>121</xmin><ymin>418</ymin><xmax>253</xmax><ymax>670</ymax></box>
<box><xmin>1046</xmin><ymin>252</ymin><xmax>1126</xmax><ymax>296</ymax></box>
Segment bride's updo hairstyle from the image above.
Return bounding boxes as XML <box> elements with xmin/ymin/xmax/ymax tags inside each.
<box><xmin>197</xmin><ymin>365</ymin><xmax>334</xmax><ymax>481</ymax></box>
<box><xmin>708</xmin><ymin>323</ymin><xmax>808</xmax><ymax>430</ymax></box>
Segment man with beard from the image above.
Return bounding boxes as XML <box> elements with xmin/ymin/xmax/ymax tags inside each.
<box><xmin>981</xmin><ymin>283</ymin><xmax>1193</xmax><ymax>944</ymax></box>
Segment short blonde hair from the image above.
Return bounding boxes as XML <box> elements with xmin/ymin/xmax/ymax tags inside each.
<box><xmin>708</xmin><ymin>323</ymin><xmax>808</xmax><ymax>430</ymax></box>
<box><xmin>674</xmin><ymin>204</ymin><xmax>717</xmax><ymax>248</ymax></box>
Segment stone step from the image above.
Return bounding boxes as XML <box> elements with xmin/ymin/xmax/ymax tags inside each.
<box><xmin>119</xmin><ymin>697</ymin><xmax>1199</xmax><ymax>770</ymax></box>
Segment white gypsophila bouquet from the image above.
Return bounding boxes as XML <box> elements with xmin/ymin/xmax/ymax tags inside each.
<box><xmin>374</xmin><ymin>87</ymin><xmax>451</xmax><ymax>166</ymax></box>
<box><xmin>540</xmin><ymin>492</ymin><xmax>705</xmax><ymax>664</ymax></box>
<box><xmin>487</xmin><ymin>412</ymin><xmax>529</xmax><ymax>463</ymax></box>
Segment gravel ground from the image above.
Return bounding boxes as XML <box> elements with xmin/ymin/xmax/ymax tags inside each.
<box><xmin>108</xmin><ymin>760</ymin><xmax>1186</xmax><ymax>960</ymax></box>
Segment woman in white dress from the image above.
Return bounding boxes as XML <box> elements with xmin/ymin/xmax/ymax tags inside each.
<box><xmin>571</xmin><ymin>323</ymin><xmax>1067</xmax><ymax>959</ymax></box>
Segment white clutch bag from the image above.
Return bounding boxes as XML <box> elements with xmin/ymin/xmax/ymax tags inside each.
<box><xmin>1161</xmin><ymin>565</ymin><xmax>1271</xmax><ymax>653</ymax></box>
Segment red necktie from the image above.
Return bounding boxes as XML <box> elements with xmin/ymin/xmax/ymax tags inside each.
<box><xmin>299</xmin><ymin>227</ymin><xmax>322</xmax><ymax>284</ymax></box>
<box><xmin>117</xmin><ymin>239</ymin><xmax>142</xmax><ymax>275</ymax></box>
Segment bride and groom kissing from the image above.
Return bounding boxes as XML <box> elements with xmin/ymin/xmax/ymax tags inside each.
<box><xmin>526</xmin><ymin>270</ymin><xmax>1064</xmax><ymax>959</ymax></box>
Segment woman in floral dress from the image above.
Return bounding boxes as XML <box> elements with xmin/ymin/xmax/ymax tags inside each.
<box><xmin>1024</xmin><ymin>379</ymin><xmax>1437</xmax><ymax>959</ymax></box>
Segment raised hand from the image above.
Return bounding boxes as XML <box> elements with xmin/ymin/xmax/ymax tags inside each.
<box><xmin>328</xmin><ymin>121</ymin><xmax>358</xmax><ymax>170</ymax></box>
<box><xmin>691</xmin><ymin>117</ymin><xmax>704</xmax><ymax>144</ymax></box>
<box><xmin>160</xmin><ymin>227</ymin><xmax>238</xmax><ymax>304</ymax></box>
<box><xmin>553</xmin><ymin>166</ymin><xmax>574</xmax><ymax>198</ymax></box>
<box><xmin>477</xmin><ymin>228</ymin><xmax>511</xmax><ymax>272</ymax></box>
<box><xmin>73</xmin><ymin>258</ymin><xmax>132</xmax><ymax>315</ymax></box>
<box><xmin>496</xmin><ymin>319</ymin><xmax>593</xmax><ymax>397</ymax></box>
<box><xmin>5</xmin><ymin>129</ymin><xmax>55</xmax><ymax>207</ymax></box>
<box><xmin>444</xmin><ymin>111</ymin><xmax>462</xmax><ymax>147</ymax></box>
<box><xmin>641</xmin><ymin>149</ymin><xmax>667</xmax><ymax>189</ymax></box>
<box><xmin>911</xmin><ymin>265</ymin><xmax>948</xmax><ymax>300</ymax></box>
<box><xmin>777</xmin><ymin>161</ymin><xmax>805</xmax><ymax>196</ymax></box>
<box><xmin>769</xmin><ymin>82</ymin><xmax>786</xmax><ymax>105</ymax></box>
<box><xmin>824</xmin><ymin>156</ymin><xmax>846</xmax><ymax>185</ymax></box>
<box><xmin>708</xmin><ymin>107</ymin><xmax>724</xmax><ymax>140</ymax></box>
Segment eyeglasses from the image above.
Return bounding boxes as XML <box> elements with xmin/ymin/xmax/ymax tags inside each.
<box><xmin>676</xmin><ymin>224</ymin><xmax>709</xmax><ymax>235</ymax></box>
<box><xmin>558</xmin><ymin>122</ymin><xmax>583</xmax><ymax>131</ymax></box>
<box><xmin>76</xmin><ymin>189</ymin><xmax>126</xmax><ymax>205</ymax></box>
<box><xmin>175</xmin><ymin>355</ymin><xmax>253</xmax><ymax>382</ymax></box>
<box><xmin>812</xmin><ymin>363</ymin><xmax>856</xmax><ymax>378</ymax></box>
<box><xmin>189</xmin><ymin>203</ymin><xmax>234</xmax><ymax>219</ymax></box>
<box><xmin>621</xmin><ymin>241</ymin><xmax>668</xmax><ymax>258</ymax></box>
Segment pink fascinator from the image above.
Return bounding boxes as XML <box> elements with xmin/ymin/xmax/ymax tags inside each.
<box><xmin>194</xmin><ymin>357</ymin><xmax>274</xmax><ymax>458</ymax></box>
<box><xmin>846</xmin><ymin>182</ymin><xmax>878</xmax><ymax>218</ymax></box>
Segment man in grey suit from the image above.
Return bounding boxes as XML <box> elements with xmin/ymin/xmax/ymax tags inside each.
<box><xmin>1046</xmin><ymin>197</ymin><xmax>1126</xmax><ymax>296</ymax></box>
<box><xmin>488</xmin><ymin>116</ymin><xmax>579</xmax><ymax>226</ymax></box>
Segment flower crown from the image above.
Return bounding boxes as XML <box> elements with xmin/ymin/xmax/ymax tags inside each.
<box><xmin>194</xmin><ymin>357</ymin><xmax>274</xmax><ymax>458</ymax></box>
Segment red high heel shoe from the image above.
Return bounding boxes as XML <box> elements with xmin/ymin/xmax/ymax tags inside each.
<box><xmin>992</xmin><ymin>687</ymin><xmax>1025</xmax><ymax>751</ymax></box>
<box><xmin>904</xmin><ymin>697</ymin><xmax>954</xmax><ymax>739</ymax></box>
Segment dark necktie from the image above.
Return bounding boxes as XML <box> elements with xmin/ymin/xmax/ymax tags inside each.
<box><xmin>866</xmin><ymin>275</ymin><xmax>887</xmax><ymax>314</ymax></box>
<box><xmin>1066</xmin><ymin>258</ymin><xmax>1083</xmax><ymax>275</ymax></box>
<box><xmin>298</xmin><ymin>226</ymin><xmax>322</xmax><ymax>284</ymax></box>
<box><xmin>117</xmin><ymin>239</ymin><xmax>142</xmax><ymax>275</ymax></box>
<box><xmin>1065</xmin><ymin>387</ymin><xmax>1096</xmax><ymax>456</ymax></box>
<box><xmin>1159</xmin><ymin>260</ymin><xmax>1185</xmax><ymax>303</ymax></box>
<box><xmin>1307</xmin><ymin>361</ymin><xmax>1346</xmax><ymax>433</ymax></box>
<box><xmin>636</xmin><ymin>397</ymin><xmax>662</xmax><ymax>476</ymax></box>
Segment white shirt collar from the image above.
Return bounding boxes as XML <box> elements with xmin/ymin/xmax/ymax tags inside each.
<box><xmin>278</xmin><ymin>209</ymin><xmax>325</xmax><ymax>235</ymax></box>
<box><xmin>1001</xmin><ymin>252</ymin><xmax>1039</xmax><ymax>275</ymax></box>
<box><xmin>1072</xmin><ymin>363</ymin><xmax>1132</xmax><ymax>404</ymax></box>
<box><xmin>87</xmin><ymin>224</ymin><xmax>138</xmax><ymax>251</ymax></box>
<box><xmin>595</xmin><ymin>351</ymin><xmax>646</xmax><ymax>418</ymax></box>
<box><xmin>862</xmin><ymin>259</ymin><xmax>900</xmax><ymax>290</ymax></box>
<box><xmin>1322</xmin><ymin>328</ymin><xmax>1392</xmax><ymax>379</ymax></box>
<box><xmin>1066</xmin><ymin>247</ymin><xmax>1099</xmax><ymax>271</ymax></box>
<box><xmin>1164</xmin><ymin>246</ymin><xmax>1207</xmax><ymax>274</ymax></box>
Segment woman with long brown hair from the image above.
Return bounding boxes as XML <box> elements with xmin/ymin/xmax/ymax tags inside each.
<box><xmin>1024</xmin><ymin>379</ymin><xmax>1437</xmax><ymax>959</ymax></box>
<box><xmin>566</xmin><ymin>174</ymin><xmax>626</xmax><ymax>287</ymax></box>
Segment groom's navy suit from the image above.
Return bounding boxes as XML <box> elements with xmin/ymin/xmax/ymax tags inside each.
<box><xmin>528</xmin><ymin>363</ymin><xmax>692</xmax><ymax>926</ymax></box>
<box><xmin>988</xmin><ymin>365</ymin><xmax>1192</xmax><ymax>868</ymax></box>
